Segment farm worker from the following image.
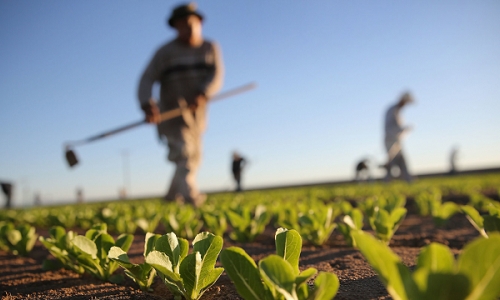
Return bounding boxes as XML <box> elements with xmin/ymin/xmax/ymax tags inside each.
<box><xmin>383</xmin><ymin>92</ymin><xmax>414</xmax><ymax>182</ymax></box>
<box><xmin>138</xmin><ymin>3</ymin><xmax>224</xmax><ymax>207</ymax></box>
<box><xmin>231</xmin><ymin>152</ymin><xmax>246</xmax><ymax>192</ymax></box>
<box><xmin>1</xmin><ymin>182</ymin><xmax>13</xmax><ymax>208</ymax></box>
<box><xmin>355</xmin><ymin>159</ymin><xmax>371</xmax><ymax>182</ymax></box>
<box><xmin>449</xmin><ymin>146</ymin><xmax>459</xmax><ymax>174</ymax></box>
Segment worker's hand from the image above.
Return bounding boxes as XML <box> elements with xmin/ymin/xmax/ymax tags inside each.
<box><xmin>189</xmin><ymin>94</ymin><xmax>207</xmax><ymax>112</ymax></box>
<box><xmin>141</xmin><ymin>99</ymin><xmax>161</xmax><ymax>124</ymax></box>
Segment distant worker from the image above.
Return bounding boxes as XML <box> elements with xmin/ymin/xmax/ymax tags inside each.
<box><xmin>450</xmin><ymin>146</ymin><xmax>459</xmax><ymax>174</ymax></box>
<box><xmin>232</xmin><ymin>152</ymin><xmax>246</xmax><ymax>192</ymax></box>
<box><xmin>1</xmin><ymin>182</ymin><xmax>13</xmax><ymax>208</ymax></box>
<box><xmin>355</xmin><ymin>159</ymin><xmax>371</xmax><ymax>182</ymax></box>
<box><xmin>76</xmin><ymin>188</ymin><xmax>84</xmax><ymax>203</ymax></box>
<box><xmin>137</xmin><ymin>3</ymin><xmax>224</xmax><ymax>207</ymax></box>
<box><xmin>383</xmin><ymin>92</ymin><xmax>414</xmax><ymax>182</ymax></box>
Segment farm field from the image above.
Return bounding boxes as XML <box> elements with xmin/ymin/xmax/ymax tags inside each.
<box><xmin>1</xmin><ymin>173</ymin><xmax>499</xmax><ymax>300</ymax></box>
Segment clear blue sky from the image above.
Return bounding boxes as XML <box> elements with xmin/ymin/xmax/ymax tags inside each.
<box><xmin>1</xmin><ymin>1</ymin><xmax>499</xmax><ymax>206</ymax></box>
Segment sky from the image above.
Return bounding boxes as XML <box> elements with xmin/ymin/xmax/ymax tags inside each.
<box><xmin>1</xmin><ymin>1</ymin><xmax>499</xmax><ymax>206</ymax></box>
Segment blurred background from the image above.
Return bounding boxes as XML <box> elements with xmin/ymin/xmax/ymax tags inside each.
<box><xmin>1</xmin><ymin>1</ymin><xmax>499</xmax><ymax>206</ymax></box>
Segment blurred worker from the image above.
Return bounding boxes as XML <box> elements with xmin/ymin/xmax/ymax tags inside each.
<box><xmin>383</xmin><ymin>92</ymin><xmax>414</xmax><ymax>182</ymax></box>
<box><xmin>76</xmin><ymin>188</ymin><xmax>84</xmax><ymax>203</ymax></box>
<box><xmin>450</xmin><ymin>146</ymin><xmax>459</xmax><ymax>174</ymax></box>
<box><xmin>232</xmin><ymin>152</ymin><xmax>246</xmax><ymax>192</ymax></box>
<box><xmin>1</xmin><ymin>182</ymin><xmax>13</xmax><ymax>209</ymax></box>
<box><xmin>355</xmin><ymin>159</ymin><xmax>371</xmax><ymax>182</ymax></box>
<box><xmin>137</xmin><ymin>3</ymin><xmax>224</xmax><ymax>207</ymax></box>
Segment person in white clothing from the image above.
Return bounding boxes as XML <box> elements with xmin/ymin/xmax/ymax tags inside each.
<box><xmin>383</xmin><ymin>92</ymin><xmax>414</xmax><ymax>182</ymax></box>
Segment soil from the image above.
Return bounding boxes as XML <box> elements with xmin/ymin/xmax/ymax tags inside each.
<box><xmin>0</xmin><ymin>198</ymin><xmax>480</xmax><ymax>300</ymax></box>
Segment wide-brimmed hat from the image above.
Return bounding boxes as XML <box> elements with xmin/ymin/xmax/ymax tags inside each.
<box><xmin>167</xmin><ymin>3</ymin><xmax>204</xmax><ymax>27</ymax></box>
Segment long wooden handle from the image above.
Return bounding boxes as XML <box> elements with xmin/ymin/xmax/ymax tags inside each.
<box><xmin>66</xmin><ymin>82</ymin><xmax>257</xmax><ymax>147</ymax></box>
<box><xmin>158</xmin><ymin>82</ymin><xmax>257</xmax><ymax>123</ymax></box>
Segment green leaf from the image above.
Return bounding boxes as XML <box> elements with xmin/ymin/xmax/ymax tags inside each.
<box><xmin>416</xmin><ymin>243</ymin><xmax>455</xmax><ymax>273</ymax></box>
<box><xmin>144</xmin><ymin>232</ymin><xmax>161</xmax><ymax>256</ymax></box>
<box><xmin>192</xmin><ymin>233</ymin><xmax>224</xmax><ymax>292</ymax></box>
<box><xmin>145</xmin><ymin>250</ymin><xmax>182</xmax><ymax>282</ymax></box>
<box><xmin>413</xmin><ymin>243</ymin><xmax>456</xmax><ymax>293</ymax></box>
<box><xmin>462</xmin><ymin>205</ymin><xmax>487</xmax><ymax>238</ymax></box>
<box><xmin>457</xmin><ymin>234</ymin><xmax>500</xmax><ymax>300</ymax></box>
<box><xmin>352</xmin><ymin>230</ymin><xmax>417</xmax><ymax>300</ymax></box>
<box><xmin>179</xmin><ymin>251</ymin><xmax>201</xmax><ymax>299</ymax></box>
<box><xmin>484</xmin><ymin>216</ymin><xmax>500</xmax><ymax>234</ymax></box>
<box><xmin>115</xmin><ymin>233</ymin><xmax>134</xmax><ymax>252</ymax></box>
<box><xmin>6</xmin><ymin>229</ymin><xmax>21</xmax><ymax>246</ymax></box>
<box><xmin>311</xmin><ymin>272</ymin><xmax>340</xmax><ymax>300</ymax></box>
<box><xmin>295</xmin><ymin>267</ymin><xmax>317</xmax><ymax>287</ymax></box>
<box><xmin>275</xmin><ymin>228</ymin><xmax>302</xmax><ymax>276</ymax></box>
<box><xmin>413</xmin><ymin>271</ymin><xmax>470</xmax><ymax>300</ymax></box>
<box><xmin>259</xmin><ymin>255</ymin><xmax>297</xmax><ymax>300</ymax></box>
<box><xmin>155</xmin><ymin>233</ymin><xmax>183</xmax><ymax>271</ymax></box>
<box><xmin>94</xmin><ymin>233</ymin><xmax>115</xmax><ymax>262</ymax></box>
<box><xmin>108</xmin><ymin>246</ymin><xmax>134</xmax><ymax>268</ymax></box>
<box><xmin>220</xmin><ymin>247</ymin><xmax>270</xmax><ymax>300</ymax></box>
<box><xmin>73</xmin><ymin>235</ymin><xmax>98</xmax><ymax>259</ymax></box>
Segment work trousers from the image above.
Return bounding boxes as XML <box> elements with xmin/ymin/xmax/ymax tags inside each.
<box><xmin>384</xmin><ymin>139</ymin><xmax>412</xmax><ymax>182</ymax></box>
<box><xmin>162</xmin><ymin>123</ymin><xmax>203</xmax><ymax>205</ymax></box>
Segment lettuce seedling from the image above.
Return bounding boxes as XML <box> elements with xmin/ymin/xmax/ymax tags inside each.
<box><xmin>0</xmin><ymin>222</ymin><xmax>38</xmax><ymax>256</ymax></box>
<box><xmin>146</xmin><ymin>232</ymin><xmax>224</xmax><ymax>300</ymax></box>
<box><xmin>109</xmin><ymin>232</ymin><xmax>161</xmax><ymax>291</ymax></box>
<box><xmin>226</xmin><ymin>204</ymin><xmax>271</xmax><ymax>242</ymax></box>
<box><xmin>338</xmin><ymin>208</ymin><xmax>364</xmax><ymax>247</ymax></box>
<box><xmin>415</xmin><ymin>189</ymin><xmax>441</xmax><ymax>216</ymax></box>
<box><xmin>415</xmin><ymin>190</ymin><xmax>460</xmax><ymax>226</ymax></box>
<box><xmin>71</xmin><ymin>223</ymin><xmax>134</xmax><ymax>282</ymax></box>
<box><xmin>220</xmin><ymin>228</ymin><xmax>339</xmax><ymax>300</ymax></box>
<box><xmin>163</xmin><ymin>205</ymin><xmax>204</xmax><ymax>239</ymax></box>
<box><xmin>39</xmin><ymin>226</ymin><xmax>85</xmax><ymax>274</ymax></box>
<box><xmin>136</xmin><ymin>213</ymin><xmax>163</xmax><ymax>234</ymax></box>
<box><xmin>297</xmin><ymin>205</ymin><xmax>339</xmax><ymax>246</ymax></box>
<box><xmin>352</xmin><ymin>230</ymin><xmax>500</xmax><ymax>300</ymax></box>
<box><xmin>368</xmin><ymin>206</ymin><xmax>407</xmax><ymax>244</ymax></box>
<box><xmin>200</xmin><ymin>209</ymin><xmax>227</xmax><ymax>237</ymax></box>
<box><xmin>461</xmin><ymin>205</ymin><xmax>500</xmax><ymax>238</ymax></box>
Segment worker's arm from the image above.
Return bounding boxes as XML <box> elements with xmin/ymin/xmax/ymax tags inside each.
<box><xmin>197</xmin><ymin>42</ymin><xmax>224</xmax><ymax>100</ymax></box>
<box><xmin>138</xmin><ymin>47</ymin><xmax>165</xmax><ymax>123</ymax></box>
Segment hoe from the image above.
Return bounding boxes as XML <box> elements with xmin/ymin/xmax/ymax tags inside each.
<box><xmin>64</xmin><ymin>82</ymin><xmax>256</xmax><ymax>167</ymax></box>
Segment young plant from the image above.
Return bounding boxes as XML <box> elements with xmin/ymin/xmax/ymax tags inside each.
<box><xmin>368</xmin><ymin>206</ymin><xmax>407</xmax><ymax>244</ymax></box>
<box><xmin>296</xmin><ymin>205</ymin><xmax>339</xmax><ymax>246</ymax></box>
<box><xmin>136</xmin><ymin>213</ymin><xmax>163</xmax><ymax>234</ymax></box>
<box><xmin>39</xmin><ymin>226</ymin><xmax>85</xmax><ymax>274</ymax></box>
<box><xmin>338</xmin><ymin>208</ymin><xmax>364</xmax><ymax>247</ymax></box>
<box><xmin>200</xmin><ymin>209</ymin><xmax>227</xmax><ymax>237</ymax></box>
<box><xmin>352</xmin><ymin>230</ymin><xmax>500</xmax><ymax>300</ymax></box>
<box><xmin>431</xmin><ymin>201</ymin><xmax>460</xmax><ymax>227</ymax></box>
<box><xmin>0</xmin><ymin>222</ymin><xmax>38</xmax><ymax>256</ymax></box>
<box><xmin>226</xmin><ymin>204</ymin><xmax>271</xmax><ymax>242</ymax></box>
<box><xmin>461</xmin><ymin>205</ymin><xmax>500</xmax><ymax>238</ymax></box>
<box><xmin>109</xmin><ymin>232</ymin><xmax>161</xmax><ymax>291</ymax></box>
<box><xmin>415</xmin><ymin>189</ymin><xmax>441</xmax><ymax>216</ymax></box>
<box><xmin>71</xmin><ymin>223</ymin><xmax>134</xmax><ymax>282</ymax></box>
<box><xmin>163</xmin><ymin>205</ymin><xmax>204</xmax><ymax>239</ymax></box>
<box><xmin>414</xmin><ymin>190</ymin><xmax>459</xmax><ymax>226</ymax></box>
<box><xmin>220</xmin><ymin>228</ymin><xmax>339</xmax><ymax>300</ymax></box>
<box><xmin>145</xmin><ymin>232</ymin><xmax>224</xmax><ymax>300</ymax></box>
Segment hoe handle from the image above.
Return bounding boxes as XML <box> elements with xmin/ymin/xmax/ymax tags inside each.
<box><xmin>68</xmin><ymin>82</ymin><xmax>256</xmax><ymax>147</ymax></box>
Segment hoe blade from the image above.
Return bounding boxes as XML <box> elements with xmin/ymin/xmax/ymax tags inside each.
<box><xmin>65</xmin><ymin>149</ymin><xmax>79</xmax><ymax>167</ymax></box>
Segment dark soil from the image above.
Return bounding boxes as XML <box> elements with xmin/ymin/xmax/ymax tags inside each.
<box><xmin>0</xmin><ymin>199</ymin><xmax>480</xmax><ymax>300</ymax></box>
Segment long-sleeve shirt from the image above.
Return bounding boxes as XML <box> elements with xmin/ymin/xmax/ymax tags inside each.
<box><xmin>138</xmin><ymin>38</ymin><xmax>224</xmax><ymax>132</ymax></box>
<box><xmin>384</xmin><ymin>104</ymin><xmax>410</xmax><ymax>153</ymax></box>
